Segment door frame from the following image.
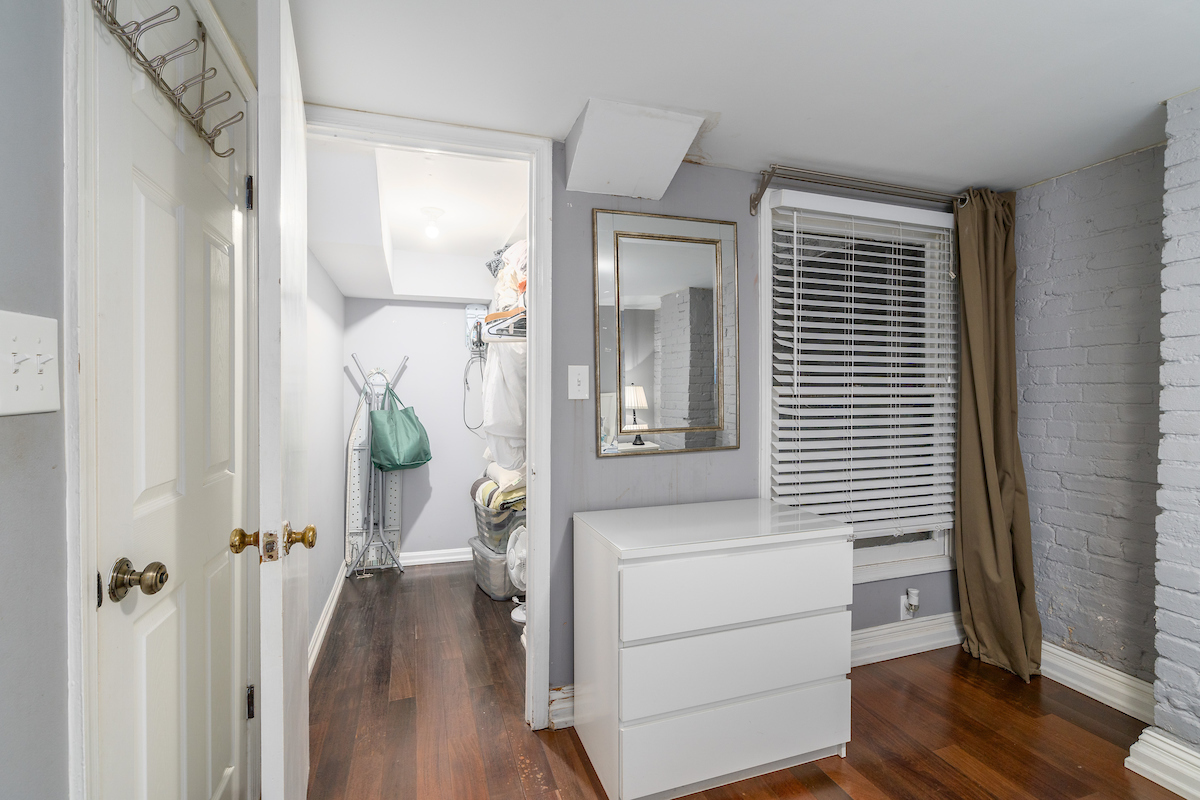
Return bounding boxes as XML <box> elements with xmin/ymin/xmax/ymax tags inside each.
<box><xmin>304</xmin><ymin>104</ymin><xmax>554</xmax><ymax>729</ymax></box>
<box><xmin>63</xmin><ymin>0</ymin><xmax>260</xmax><ymax>796</ymax></box>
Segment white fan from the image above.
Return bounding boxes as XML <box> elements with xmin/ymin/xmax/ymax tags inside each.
<box><xmin>507</xmin><ymin>524</ymin><xmax>528</xmax><ymax>626</ymax></box>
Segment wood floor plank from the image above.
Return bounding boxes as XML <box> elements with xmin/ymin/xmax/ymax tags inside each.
<box><xmin>813</xmin><ymin>756</ymin><xmax>891</xmax><ymax>800</ymax></box>
<box><xmin>536</xmin><ymin>728</ymin><xmax>607</xmax><ymax>800</ymax></box>
<box><xmin>469</xmin><ymin>684</ymin><xmax>526</xmax><ymax>800</ymax></box>
<box><xmin>844</xmin><ymin>700</ymin><xmax>998</xmax><ymax>800</ymax></box>
<box><xmin>380</xmin><ymin>697</ymin><xmax>418</xmax><ymax>800</ymax></box>
<box><xmin>934</xmin><ymin>745</ymin><xmax>1040</xmax><ymax>800</ymax></box>
<box><xmin>859</xmin><ymin>661</ymin><xmax>1093</xmax><ymax>799</ymax></box>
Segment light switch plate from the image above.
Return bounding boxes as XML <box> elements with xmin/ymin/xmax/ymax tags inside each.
<box><xmin>568</xmin><ymin>365</ymin><xmax>589</xmax><ymax>400</ymax></box>
<box><xmin>0</xmin><ymin>310</ymin><xmax>60</xmax><ymax>416</ymax></box>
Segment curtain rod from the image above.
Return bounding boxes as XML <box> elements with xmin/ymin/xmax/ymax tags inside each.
<box><xmin>749</xmin><ymin>164</ymin><xmax>969</xmax><ymax>216</ymax></box>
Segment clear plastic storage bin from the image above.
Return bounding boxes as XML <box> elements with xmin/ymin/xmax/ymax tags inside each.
<box><xmin>469</xmin><ymin>536</ymin><xmax>519</xmax><ymax>601</ymax></box>
<box><xmin>474</xmin><ymin>501</ymin><xmax>526</xmax><ymax>554</ymax></box>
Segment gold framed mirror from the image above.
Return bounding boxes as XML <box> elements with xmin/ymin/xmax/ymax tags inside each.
<box><xmin>593</xmin><ymin>210</ymin><xmax>739</xmax><ymax>456</ymax></box>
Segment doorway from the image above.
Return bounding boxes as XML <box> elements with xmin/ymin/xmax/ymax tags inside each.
<box><xmin>302</xmin><ymin>105</ymin><xmax>553</xmax><ymax>735</ymax></box>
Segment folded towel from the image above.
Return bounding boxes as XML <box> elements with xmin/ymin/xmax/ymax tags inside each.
<box><xmin>486</xmin><ymin>461</ymin><xmax>526</xmax><ymax>492</ymax></box>
<box><xmin>489</xmin><ymin>485</ymin><xmax>526</xmax><ymax>510</ymax></box>
<box><xmin>470</xmin><ymin>476</ymin><xmax>492</xmax><ymax>503</ymax></box>
<box><xmin>473</xmin><ymin>479</ymin><xmax>500</xmax><ymax>508</ymax></box>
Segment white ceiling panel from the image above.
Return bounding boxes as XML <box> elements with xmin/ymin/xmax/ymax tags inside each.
<box><xmin>292</xmin><ymin>0</ymin><xmax>1200</xmax><ymax>192</ymax></box>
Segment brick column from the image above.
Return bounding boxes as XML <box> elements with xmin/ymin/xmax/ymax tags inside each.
<box><xmin>1127</xmin><ymin>86</ymin><xmax>1200</xmax><ymax>793</ymax></box>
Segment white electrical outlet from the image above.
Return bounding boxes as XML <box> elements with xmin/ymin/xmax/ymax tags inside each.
<box><xmin>568</xmin><ymin>365</ymin><xmax>589</xmax><ymax>400</ymax></box>
<box><xmin>900</xmin><ymin>594</ymin><xmax>915</xmax><ymax>621</ymax></box>
<box><xmin>0</xmin><ymin>310</ymin><xmax>60</xmax><ymax>416</ymax></box>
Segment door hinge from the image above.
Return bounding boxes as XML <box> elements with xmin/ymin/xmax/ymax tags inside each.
<box><xmin>245</xmin><ymin>174</ymin><xmax>254</xmax><ymax>210</ymax></box>
<box><xmin>246</xmin><ymin>685</ymin><xmax>255</xmax><ymax>719</ymax></box>
<box><xmin>96</xmin><ymin>570</ymin><xmax>102</xmax><ymax>609</ymax></box>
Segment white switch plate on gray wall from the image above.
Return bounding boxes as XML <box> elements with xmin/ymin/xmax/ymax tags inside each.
<box><xmin>0</xmin><ymin>310</ymin><xmax>60</xmax><ymax>415</ymax></box>
<box><xmin>568</xmin><ymin>365</ymin><xmax>589</xmax><ymax>400</ymax></box>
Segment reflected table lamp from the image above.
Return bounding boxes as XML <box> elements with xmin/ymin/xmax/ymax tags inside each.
<box><xmin>624</xmin><ymin>384</ymin><xmax>649</xmax><ymax>446</ymax></box>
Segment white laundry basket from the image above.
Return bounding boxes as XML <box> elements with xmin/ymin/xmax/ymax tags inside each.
<box><xmin>469</xmin><ymin>536</ymin><xmax>519</xmax><ymax>600</ymax></box>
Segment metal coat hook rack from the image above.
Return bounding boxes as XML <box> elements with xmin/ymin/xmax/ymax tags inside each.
<box><xmin>91</xmin><ymin>0</ymin><xmax>244</xmax><ymax>158</ymax></box>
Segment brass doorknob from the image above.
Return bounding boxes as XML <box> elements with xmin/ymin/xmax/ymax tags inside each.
<box><xmin>229</xmin><ymin>528</ymin><xmax>259</xmax><ymax>554</ymax></box>
<box><xmin>284</xmin><ymin>523</ymin><xmax>317</xmax><ymax>554</ymax></box>
<box><xmin>108</xmin><ymin>557</ymin><xmax>169</xmax><ymax>602</ymax></box>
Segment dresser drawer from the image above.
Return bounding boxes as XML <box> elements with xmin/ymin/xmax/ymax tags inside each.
<box><xmin>620</xmin><ymin>678</ymin><xmax>851</xmax><ymax>799</ymax></box>
<box><xmin>619</xmin><ymin>541</ymin><xmax>852</xmax><ymax>642</ymax></box>
<box><xmin>619</xmin><ymin>610</ymin><xmax>850</xmax><ymax>721</ymax></box>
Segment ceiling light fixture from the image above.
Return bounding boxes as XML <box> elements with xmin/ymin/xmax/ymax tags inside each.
<box><xmin>422</xmin><ymin>206</ymin><xmax>444</xmax><ymax>239</ymax></box>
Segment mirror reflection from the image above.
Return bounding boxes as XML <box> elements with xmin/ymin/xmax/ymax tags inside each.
<box><xmin>594</xmin><ymin>211</ymin><xmax>739</xmax><ymax>456</ymax></box>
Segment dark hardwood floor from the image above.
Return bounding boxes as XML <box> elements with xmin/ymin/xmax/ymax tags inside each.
<box><xmin>309</xmin><ymin>562</ymin><xmax>1175</xmax><ymax>800</ymax></box>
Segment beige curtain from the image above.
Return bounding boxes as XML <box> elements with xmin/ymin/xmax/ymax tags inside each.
<box><xmin>954</xmin><ymin>188</ymin><xmax>1042</xmax><ymax>681</ymax></box>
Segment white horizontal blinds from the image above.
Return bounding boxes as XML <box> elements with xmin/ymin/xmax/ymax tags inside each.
<box><xmin>770</xmin><ymin>205</ymin><xmax>958</xmax><ymax>540</ymax></box>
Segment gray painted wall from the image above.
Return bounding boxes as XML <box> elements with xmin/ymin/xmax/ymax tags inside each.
<box><xmin>549</xmin><ymin>145</ymin><xmax>957</xmax><ymax>685</ymax></box>
<box><xmin>343</xmin><ymin>298</ymin><xmax>488</xmax><ymax>554</ymax></box>
<box><xmin>1015</xmin><ymin>147</ymin><xmax>1164</xmax><ymax>681</ymax></box>
<box><xmin>0</xmin><ymin>2</ymin><xmax>69</xmax><ymax>797</ymax></box>
<box><xmin>307</xmin><ymin>254</ymin><xmax>348</xmax><ymax>641</ymax></box>
<box><xmin>1153</xmin><ymin>89</ymin><xmax>1200</xmax><ymax>745</ymax></box>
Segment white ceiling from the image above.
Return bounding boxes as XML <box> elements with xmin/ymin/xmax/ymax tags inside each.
<box><xmin>376</xmin><ymin>148</ymin><xmax>527</xmax><ymax>256</ymax></box>
<box><xmin>307</xmin><ymin>137</ymin><xmax>527</xmax><ymax>302</ymax></box>
<box><xmin>291</xmin><ymin>0</ymin><xmax>1200</xmax><ymax>192</ymax></box>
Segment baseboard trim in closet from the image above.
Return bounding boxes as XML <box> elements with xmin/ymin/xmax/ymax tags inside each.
<box><xmin>309</xmin><ymin>561</ymin><xmax>348</xmax><ymax>675</ymax></box>
<box><xmin>1041</xmin><ymin>641</ymin><xmax>1155</xmax><ymax>724</ymax></box>
<box><xmin>398</xmin><ymin>546</ymin><xmax>473</xmax><ymax>566</ymax></box>
<box><xmin>850</xmin><ymin>612</ymin><xmax>965</xmax><ymax>668</ymax></box>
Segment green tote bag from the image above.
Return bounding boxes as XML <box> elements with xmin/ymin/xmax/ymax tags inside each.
<box><xmin>369</xmin><ymin>386</ymin><xmax>432</xmax><ymax>471</ymax></box>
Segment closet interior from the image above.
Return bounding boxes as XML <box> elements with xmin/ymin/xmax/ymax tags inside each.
<box><xmin>305</xmin><ymin>135</ymin><xmax>533</xmax><ymax>662</ymax></box>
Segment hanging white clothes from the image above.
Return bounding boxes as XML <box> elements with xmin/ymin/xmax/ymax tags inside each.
<box><xmin>481</xmin><ymin>239</ymin><xmax>529</xmax><ymax>470</ymax></box>
<box><xmin>482</xmin><ymin>340</ymin><xmax>527</xmax><ymax>469</ymax></box>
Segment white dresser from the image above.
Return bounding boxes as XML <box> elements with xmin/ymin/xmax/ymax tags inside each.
<box><xmin>573</xmin><ymin>498</ymin><xmax>853</xmax><ymax>800</ymax></box>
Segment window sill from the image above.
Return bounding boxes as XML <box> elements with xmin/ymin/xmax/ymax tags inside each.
<box><xmin>853</xmin><ymin>555</ymin><xmax>956</xmax><ymax>585</ymax></box>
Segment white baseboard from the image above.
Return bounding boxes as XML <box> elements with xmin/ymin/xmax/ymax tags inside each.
<box><xmin>549</xmin><ymin>685</ymin><xmax>574</xmax><ymax>730</ymax></box>
<box><xmin>309</xmin><ymin>561</ymin><xmax>347</xmax><ymax>675</ymax></box>
<box><xmin>1127</xmin><ymin>727</ymin><xmax>1200</xmax><ymax>799</ymax></box>
<box><xmin>851</xmin><ymin>612</ymin><xmax>965</xmax><ymax>668</ymax></box>
<box><xmin>398</xmin><ymin>546</ymin><xmax>472</xmax><ymax>566</ymax></box>
<box><xmin>1040</xmin><ymin>641</ymin><xmax>1155</xmax><ymax>724</ymax></box>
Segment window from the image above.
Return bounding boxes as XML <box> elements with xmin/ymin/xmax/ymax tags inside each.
<box><xmin>765</xmin><ymin>191</ymin><xmax>958</xmax><ymax>581</ymax></box>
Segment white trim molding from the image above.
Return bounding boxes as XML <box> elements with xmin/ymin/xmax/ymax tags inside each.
<box><xmin>549</xmin><ymin>685</ymin><xmax>574</xmax><ymax>730</ymax></box>
<box><xmin>397</xmin><ymin>547</ymin><xmax>473</xmax><ymax>567</ymax></box>
<box><xmin>1040</xmin><ymin>642</ymin><xmax>1155</xmax><ymax>724</ymax></box>
<box><xmin>851</xmin><ymin>612</ymin><xmax>965</xmax><ymax>668</ymax></box>
<box><xmin>1127</xmin><ymin>727</ymin><xmax>1200</xmax><ymax>800</ymax></box>
<box><xmin>308</xmin><ymin>563</ymin><xmax>347</xmax><ymax>675</ymax></box>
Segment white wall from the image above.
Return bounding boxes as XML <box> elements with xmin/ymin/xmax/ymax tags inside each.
<box><xmin>306</xmin><ymin>254</ymin><xmax>348</xmax><ymax>641</ymax></box>
<box><xmin>343</xmin><ymin>298</ymin><xmax>489</xmax><ymax>554</ymax></box>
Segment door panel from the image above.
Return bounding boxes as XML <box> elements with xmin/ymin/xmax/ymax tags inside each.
<box><xmin>257</xmin><ymin>1</ymin><xmax>312</xmax><ymax>797</ymax></box>
<box><xmin>93</xmin><ymin>1</ymin><xmax>250</xmax><ymax>798</ymax></box>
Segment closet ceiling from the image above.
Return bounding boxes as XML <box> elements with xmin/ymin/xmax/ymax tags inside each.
<box><xmin>291</xmin><ymin>0</ymin><xmax>1200</xmax><ymax>191</ymax></box>
<box><xmin>307</xmin><ymin>138</ymin><xmax>527</xmax><ymax>302</ymax></box>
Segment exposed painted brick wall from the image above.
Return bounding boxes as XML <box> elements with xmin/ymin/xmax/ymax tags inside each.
<box><xmin>654</xmin><ymin>287</ymin><xmax>718</xmax><ymax>449</ymax></box>
<box><xmin>1015</xmin><ymin>146</ymin><xmax>1164</xmax><ymax>682</ymax></box>
<box><xmin>1154</xmin><ymin>88</ymin><xmax>1200</xmax><ymax>745</ymax></box>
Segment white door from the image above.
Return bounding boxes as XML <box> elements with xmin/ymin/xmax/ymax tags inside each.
<box><xmin>256</xmin><ymin>1</ymin><xmax>313</xmax><ymax>797</ymax></box>
<box><xmin>92</xmin><ymin>2</ymin><xmax>252</xmax><ymax>799</ymax></box>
